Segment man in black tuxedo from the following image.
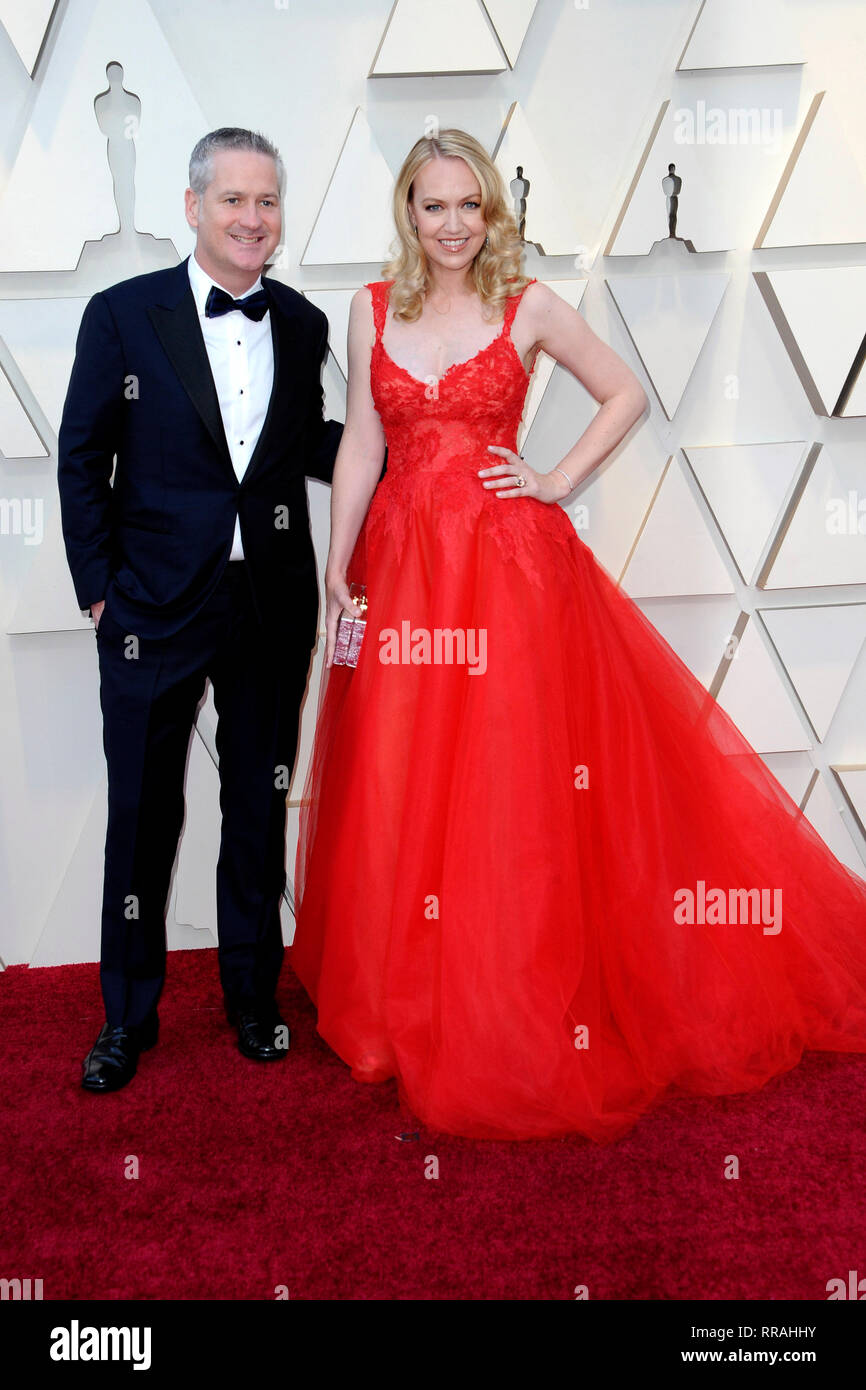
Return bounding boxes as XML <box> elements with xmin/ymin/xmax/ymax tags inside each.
<box><xmin>58</xmin><ymin>127</ymin><xmax>342</xmax><ymax>1091</ymax></box>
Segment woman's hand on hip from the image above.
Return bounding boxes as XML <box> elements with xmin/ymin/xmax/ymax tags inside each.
<box><xmin>479</xmin><ymin>446</ymin><xmax>571</xmax><ymax>503</ymax></box>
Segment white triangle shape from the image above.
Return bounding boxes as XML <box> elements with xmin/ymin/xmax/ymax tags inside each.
<box><xmin>0</xmin><ymin>0</ymin><xmax>207</xmax><ymax>270</ymax></box>
<box><xmin>0</xmin><ymin>298</ymin><xmax>89</xmax><ymax>434</ymax></box>
<box><xmin>802</xmin><ymin>774</ymin><xmax>866</xmax><ymax>877</ymax></box>
<box><xmin>762</xmin><ymin>93</ymin><xmax>866</xmax><ymax>248</ymax></box>
<box><xmin>715</xmin><ymin>619</ymin><xmax>811</xmax><ymax>752</ymax></box>
<box><xmin>835</xmin><ymin>767</ymin><xmax>866</xmax><ymax>843</ymax></box>
<box><xmin>28</xmin><ymin>778</ymin><xmax>105</xmax><ymax>967</ymax></box>
<box><xmin>518</xmin><ymin>317</ymin><xmax>669</xmax><ymax>582</ymax></box>
<box><xmin>761</xmin><ymin>751</ymin><xmax>816</xmax><ymax>805</ymax></box>
<box><xmin>518</xmin><ymin>352</ymin><xmax>556</xmax><ymax>446</ymax></box>
<box><xmin>764</xmin><ymin>265</ymin><xmax>866</xmax><ymax>414</ymax></box>
<box><xmin>370</xmin><ymin>0</ymin><xmax>506</xmax><ymax>75</ymax></box>
<box><xmin>0</xmin><ymin>365</ymin><xmax>46</xmax><ymax>457</ymax></box>
<box><xmin>480</xmin><ymin>0</ymin><xmax>537</xmax><ymax>67</ymax></box>
<box><xmin>8</xmin><ymin>494</ymin><xmax>90</xmax><ymax>633</ymax></box>
<box><xmin>674</xmin><ymin>276</ymin><xmax>806</xmax><ymax>443</ymax></box>
<box><xmin>574</xmin><ymin>443</ymin><xmax>670</xmax><ymax>583</ymax></box>
<box><xmin>685</xmin><ymin>441</ymin><xmax>803</xmax><ymax>583</ymax></box>
<box><xmin>517</xmin><ymin>279</ymin><xmax>588</xmax><ymax>444</ymax></box>
<box><xmin>0</xmin><ymin>0</ymin><xmax>56</xmax><ymax>74</ymax></box>
<box><xmin>636</xmin><ymin>594</ymin><xmax>741</xmax><ymax>687</ymax></box>
<box><xmin>679</xmin><ymin>0</ymin><xmax>804</xmax><ymax>69</ymax></box>
<box><xmin>767</xmin><ymin>443</ymin><xmax>866</xmax><ymax>589</ymax></box>
<box><xmin>570</xmin><ymin>439</ymin><xmax>670</xmax><ymax>584</ymax></box>
<box><xmin>304</xmin><ymin>289</ymin><xmax>356</xmax><ymax>381</ymax></box>
<box><xmin>609</xmin><ymin>83</ymin><xmax>805</xmax><ymax>257</ymax></box>
<box><xmin>622</xmin><ymin>457</ymin><xmax>735</xmax><ymax>598</ymax></box>
<box><xmin>607</xmin><ymin>271</ymin><xmax>729</xmax><ymax>418</ymax></box>
<box><xmin>320</xmin><ymin>353</ymin><xmax>347</xmax><ymax>429</ymax></box>
<box><xmin>493</xmin><ymin>102</ymin><xmax>579</xmax><ymax>255</ymax></box>
<box><xmin>302</xmin><ymin>108</ymin><xmax>395</xmax><ymax>266</ymax></box>
<box><xmin>760</xmin><ymin>604</ymin><xmax>866</xmax><ymax>740</ymax></box>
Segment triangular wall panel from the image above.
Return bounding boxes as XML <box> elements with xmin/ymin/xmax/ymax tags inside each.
<box><xmin>802</xmin><ymin>774</ymin><xmax>866</xmax><ymax>876</ymax></box>
<box><xmin>0</xmin><ymin>299</ymin><xmax>89</xmax><ymax>434</ymax></box>
<box><xmin>759</xmin><ymin>266</ymin><xmax>866</xmax><ymax>415</ymax></box>
<box><xmin>636</xmin><ymin>594</ymin><xmax>742</xmax><ymax>689</ymax></box>
<box><xmin>607</xmin><ymin>270</ymin><xmax>730</xmax><ymax>419</ymax></box>
<box><xmin>609</xmin><ymin>76</ymin><xmax>807</xmax><ymax>257</ymax></box>
<box><xmin>370</xmin><ymin>0</ymin><xmax>506</xmax><ymax>76</ymax></box>
<box><xmin>758</xmin><ymin>93</ymin><xmax>866</xmax><ymax>249</ymax></box>
<box><xmin>493</xmin><ymin>103</ymin><xmax>580</xmax><ymax>256</ymax></box>
<box><xmin>0</xmin><ymin>366</ymin><xmax>46</xmax><ymax>457</ymax></box>
<box><xmin>480</xmin><ymin>0</ymin><xmax>537</xmax><ymax>67</ymax></box>
<box><xmin>0</xmin><ymin>0</ymin><xmax>207</xmax><ymax>270</ymax></box>
<box><xmin>302</xmin><ymin>109</ymin><xmax>395</xmax><ymax>266</ymax></box>
<box><xmin>685</xmin><ymin>442</ymin><xmax>804</xmax><ymax>583</ymax></box>
<box><xmin>517</xmin><ymin>279</ymin><xmax>588</xmax><ymax>444</ymax></box>
<box><xmin>836</xmin><ymin>768</ymin><xmax>866</xmax><ymax>843</ymax></box>
<box><xmin>715</xmin><ymin>619</ymin><xmax>812</xmax><ymax>753</ymax></box>
<box><xmin>303</xmin><ymin>289</ymin><xmax>356</xmax><ymax>381</ymax></box>
<box><xmin>767</xmin><ymin>444</ymin><xmax>866</xmax><ymax>590</ymax></box>
<box><xmin>622</xmin><ymin>457</ymin><xmax>735</xmax><ymax>598</ymax></box>
<box><xmin>679</xmin><ymin>0</ymin><xmax>804</xmax><ymax>70</ymax></box>
<box><xmin>760</xmin><ymin>604</ymin><xmax>866</xmax><ymax>740</ymax></box>
<box><xmin>0</xmin><ymin>0</ymin><xmax>57</xmax><ymax>75</ymax></box>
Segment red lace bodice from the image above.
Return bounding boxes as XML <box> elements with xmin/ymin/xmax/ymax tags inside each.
<box><xmin>362</xmin><ymin>277</ymin><xmax>576</xmax><ymax>586</ymax></box>
<box><xmin>369</xmin><ymin>276</ymin><xmax>536</xmax><ymax>440</ymax></box>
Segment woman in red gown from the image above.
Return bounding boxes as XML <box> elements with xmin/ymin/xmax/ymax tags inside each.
<box><xmin>290</xmin><ymin>129</ymin><xmax>866</xmax><ymax>1142</ymax></box>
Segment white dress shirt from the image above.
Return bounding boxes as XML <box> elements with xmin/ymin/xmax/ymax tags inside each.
<box><xmin>187</xmin><ymin>252</ymin><xmax>275</xmax><ymax>561</ymax></box>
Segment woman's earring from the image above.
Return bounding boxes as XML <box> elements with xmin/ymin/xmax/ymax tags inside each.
<box><xmin>484</xmin><ymin>234</ymin><xmax>489</xmax><ymax>247</ymax></box>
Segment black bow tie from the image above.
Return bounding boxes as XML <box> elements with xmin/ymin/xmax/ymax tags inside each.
<box><xmin>204</xmin><ymin>285</ymin><xmax>269</xmax><ymax>322</ymax></box>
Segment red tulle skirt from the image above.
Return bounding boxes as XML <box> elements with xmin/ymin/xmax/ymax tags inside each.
<box><xmin>291</xmin><ymin>487</ymin><xmax>866</xmax><ymax>1143</ymax></box>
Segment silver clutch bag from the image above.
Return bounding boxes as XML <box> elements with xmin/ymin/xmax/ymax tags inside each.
<box><xmin>333</xmin><ymin>583</ymin><xmax>368</xmax><ymax>668</ymax></box>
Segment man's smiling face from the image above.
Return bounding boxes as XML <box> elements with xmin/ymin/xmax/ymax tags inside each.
<box><xmin>185</xmin><ymin>148</ymin><xmax>282</xmax><ymax>294</ymax></box>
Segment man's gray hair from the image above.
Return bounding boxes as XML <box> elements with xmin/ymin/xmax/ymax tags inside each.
<box><xmin>188</xmin><ymin>128</ymin><xmax>284</xmax><ymax>196</ymax></box>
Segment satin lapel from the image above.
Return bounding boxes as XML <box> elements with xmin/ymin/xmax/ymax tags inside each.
<box><xmin>244</xmin><ymin>293</ymin><xmax>281</xmax><ymax>483</ymax></box>
<box><xmin>243</xmin><ymin>284</ymin><xmax>301</xmax><ymax>483</ymax></box>
<box><xmin>147</xmin><ymin>288</ymin><xmax>233</xmax><ymax>470</ymax></box>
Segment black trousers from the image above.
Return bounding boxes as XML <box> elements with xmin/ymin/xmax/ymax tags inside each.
<box><xmin>95</xmin><ymin>562</ymin><xmax>312</xmax><ymax>1027</ymax></box>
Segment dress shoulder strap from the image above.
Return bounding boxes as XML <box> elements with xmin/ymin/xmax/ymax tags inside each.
<box><xmin>503</xmin><ymin>276</ymin><xmax>537</xmax><ymax>332</ymax></box>
<box><xmin>365</xmin><ymin>279</ymin><xmax>393</xmax><ymax>343</ymax></box>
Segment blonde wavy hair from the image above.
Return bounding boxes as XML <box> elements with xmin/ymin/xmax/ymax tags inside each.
<box><xmin>382</xmin><ymin>128</ymin><xmax>529</xmax><ymax>323</ymax></box>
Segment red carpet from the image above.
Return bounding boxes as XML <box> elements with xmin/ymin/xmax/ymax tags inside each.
<box><xmin>2</xmin><ymin>947</ymin><xmax>864</xmax><ymax>1301</ymax></box>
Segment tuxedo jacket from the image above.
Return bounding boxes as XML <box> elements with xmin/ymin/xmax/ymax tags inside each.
<box><xmin>58</xmin><ymin>257</ymin><xmax>343</xmax><ymax>647</ymax></box>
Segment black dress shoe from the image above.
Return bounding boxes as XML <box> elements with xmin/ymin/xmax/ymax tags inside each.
<box><xmin>81</xmin><ymin>1013</ymin><xmax>159</xmax><ymax>1093</ymax></box>
<box><xmin>226</xmin><ymin>1005</ymin><xmax>290</xmax><ymax>1061</ymax></box>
